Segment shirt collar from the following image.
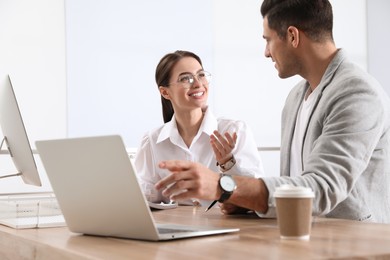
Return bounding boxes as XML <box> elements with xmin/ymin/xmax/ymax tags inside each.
<box><xmin>200</xmin><ymin>106</ymin><xmax>218</xmax><ymax>135</ymax></box>
<box><xmin>156</xmin><ymin>107</ymin><xmax>218</xmax><ymax>144</ymax></box>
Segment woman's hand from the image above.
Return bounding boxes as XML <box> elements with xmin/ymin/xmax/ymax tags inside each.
<box><xmin>210</xmin><ymin>130</ymin><xmax>237</xmax><ymax>165</ymax></box>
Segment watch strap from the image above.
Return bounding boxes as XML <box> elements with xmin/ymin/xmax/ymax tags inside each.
<box><xmin>218</xmin><ymin>190</ymin><xmax>232</xmax><ymax>203</ymax></box>
<box><xmin>218</xmin><ymin>155</ymin><xmax>236</xmax><ymax>172</ymax></box>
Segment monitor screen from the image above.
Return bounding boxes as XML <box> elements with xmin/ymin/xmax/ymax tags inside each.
<box><xmin>0</xmin><ymin>74</ymin><xmax>42</xmax><ymax>186</ymax></box>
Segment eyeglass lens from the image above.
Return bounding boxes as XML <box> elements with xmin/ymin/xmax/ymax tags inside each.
<box><xmin>177</xmin><ymin>71</ymin><xmax>211</xmax><ymax>87</ymax></box>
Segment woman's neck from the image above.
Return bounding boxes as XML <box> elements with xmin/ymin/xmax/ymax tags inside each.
<box><xmin>175</xmin><ymin>109</ymin><xmax>204</xmax><ymax>148</ymax></box>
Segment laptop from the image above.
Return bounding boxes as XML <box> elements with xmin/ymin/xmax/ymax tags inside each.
<box><xmin>35</xmin><ymin>135</ymin><xmax>239</xmax><ymax>241</ymax></box>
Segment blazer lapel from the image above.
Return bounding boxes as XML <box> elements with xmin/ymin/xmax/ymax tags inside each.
<box><xmin>280</xmin><ymin>84</ymin><xmax>307</xmax><ymax>176</ymax></box>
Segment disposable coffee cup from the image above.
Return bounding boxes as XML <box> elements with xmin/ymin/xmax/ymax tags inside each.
<box><xmin>274</xmin><ymin>185</ymin><xmax>314</xmax><ymax>240</ymax></box>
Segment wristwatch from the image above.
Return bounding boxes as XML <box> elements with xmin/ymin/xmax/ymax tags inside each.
<box><xmin>218</xmin><ymin>155</ymin><xmax>236</xmax><ymax>172</ymax></box>
<box><xmin>218</xmin><ymin>174</ymin><xmax>237</xmax><ymax>202</ymax></box>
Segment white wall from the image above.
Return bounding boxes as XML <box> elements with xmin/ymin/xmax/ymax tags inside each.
<box><xmin>0</xmin><ymin>0</ymin><xmax>66</xmax><ymax>192</ymax></box>
<box><xmin>367</xmin><ymin>0</ymin><xmax>390</xmax><ymax>95</ymax></box>
<box><xmin>2</xmin><ymin>0</ymin><xmax>386</xmax><ymax>193</ymax></box>
<box><xmin>65</xmin><ymin>0</ymin><xmax>368</xmax><ymax>177</ymax></box>
<box><xmin>65</xmin><ymin>0</ymin><xmax>215</xmax><ymax>148</ymax></box>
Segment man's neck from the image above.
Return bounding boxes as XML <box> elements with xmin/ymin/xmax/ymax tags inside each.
<box><xmin>301</xmin><ymin>42</ymin><xmax>338</xmax><ymax>91</ymax></box>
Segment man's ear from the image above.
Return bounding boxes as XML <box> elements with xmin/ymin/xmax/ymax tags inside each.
<box><xmin>287</xmin><ymin>26</ymin><xmax>299</xmax><ymax>48</ymax></box>
<box><xmin>159</xmin><ymin>86</ymin><xmax>170</xmax><ymax>100</ymax></box>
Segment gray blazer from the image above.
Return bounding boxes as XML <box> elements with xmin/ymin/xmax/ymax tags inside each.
<box><xmin>260</xmin><ymin>49</ymin><xmax>390</xmax><ymax>223</ymax></box>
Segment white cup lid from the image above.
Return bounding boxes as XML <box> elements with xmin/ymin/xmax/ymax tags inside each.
<box><xmin>273</xmin><ymin>184</ymin><xmax>314</xmax><ymax>198</ymax></box>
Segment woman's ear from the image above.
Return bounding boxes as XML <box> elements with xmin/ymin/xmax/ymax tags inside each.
<box><xmin>159</xmin><ymin>86</ymin><xmax>170</xmax><ymax>100</ymax></box>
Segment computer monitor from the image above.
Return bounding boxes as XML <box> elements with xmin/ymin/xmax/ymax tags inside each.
<box><xmin>0</xmin><ymin>74</ymin><xmax>42</xmax><ymax>186</ymax></box>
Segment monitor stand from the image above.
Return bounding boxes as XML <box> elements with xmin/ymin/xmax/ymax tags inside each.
<box><xmin>0</xmin><ymin>136</ymin><xmax>22</xmax><ymax>179</ymax></box>
<box><xmin>0</xmin><ymin>136</ymin><xmax>66</xmax><ymax>229</ymax></box>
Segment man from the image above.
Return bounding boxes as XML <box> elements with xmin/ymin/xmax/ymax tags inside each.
<box><xmin>155</xmin><ymin>0</ymin><xmax>390</xmax><ymax>223</ymax></box>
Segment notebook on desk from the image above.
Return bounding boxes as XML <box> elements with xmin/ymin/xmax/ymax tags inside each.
<box><xmin>35</xmin><ymin>135</ymin><xmax>239</xmax><ymax>241</ymax></box>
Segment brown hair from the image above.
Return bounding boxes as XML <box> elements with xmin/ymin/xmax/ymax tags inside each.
<box><xmin>261</xmin><ymin>0</ymin><xmax>334</xmax><ymax>42</ymax></box>
<box><xmin>155</xmin><ymin>50</ymin><xmax>203</xmax><ymax>123</ymax></box>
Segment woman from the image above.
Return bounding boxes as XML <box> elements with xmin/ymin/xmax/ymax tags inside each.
<box><xmin>134</xmin><ymin>50</ymin><xmax>264</xmax><ymax>206</ymax></box>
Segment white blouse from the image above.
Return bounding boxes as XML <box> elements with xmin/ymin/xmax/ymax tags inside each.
<box><xmin>134</xmin><ymin>108</ymin><xmax>264</xmax><ymax>205</ymax></box>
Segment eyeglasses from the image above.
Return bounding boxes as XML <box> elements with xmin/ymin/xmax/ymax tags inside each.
<box><xmin>168</xmin><ymin>71</ymin><xmax>212</xmax><ymax>88</ymax></box>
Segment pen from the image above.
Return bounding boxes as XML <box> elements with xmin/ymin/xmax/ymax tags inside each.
<box><xmin>205</xmin><ymin>200</ymin><xmax>218</xmax><ymax>212</ymax></box>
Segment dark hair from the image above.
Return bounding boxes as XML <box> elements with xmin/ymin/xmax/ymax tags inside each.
<box><xmin>155</xmin><ymin>50</ymin><xmax>203</xmax><ymax>123</ymax></box>
<box><xmin>260</xmin><ymin>0</ymin><xmax>334</xmax><ymax>42</ymax></box>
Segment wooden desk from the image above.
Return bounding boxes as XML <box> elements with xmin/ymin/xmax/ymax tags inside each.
<box><xmin>1</xmin><ymin>206</ymin><xmax>390</xmax><ymax>259</ymax></box>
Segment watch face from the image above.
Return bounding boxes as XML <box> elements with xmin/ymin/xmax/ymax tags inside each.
<box><xmin>220</xmin><ymin>175</ymin><xmax>236</xmax><ymax>192</ymax></box>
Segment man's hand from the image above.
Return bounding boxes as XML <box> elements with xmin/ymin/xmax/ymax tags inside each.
<box><xmin>219</xmin><ymin>203</ymin><xmax>251</xmax><ymax>215</ymax></box>
<box><xmin>155</xmin><ymin>160</ymin><xmax>221</xmax><ymax>202</ymax></box>
<box><xmin>155</xmin><ymin>160</ymin><xmax>270</xmax><ymax>214</ymax></box>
